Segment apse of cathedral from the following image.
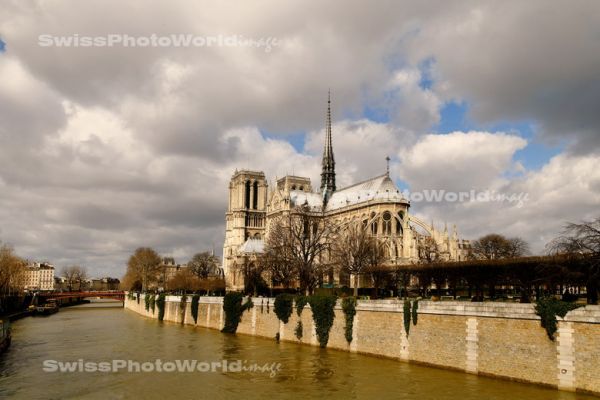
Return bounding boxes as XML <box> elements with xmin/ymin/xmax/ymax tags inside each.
<box><xmin>223</xmin><ymin>94</ymin><xmax>471</xmax><ymax>291</ymax></box>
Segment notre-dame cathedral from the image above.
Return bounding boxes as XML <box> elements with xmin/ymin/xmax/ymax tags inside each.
<box><xmin>223</xmin><ymin>94</ymin><xmax>471</xmax><ymax>291</ymax></box>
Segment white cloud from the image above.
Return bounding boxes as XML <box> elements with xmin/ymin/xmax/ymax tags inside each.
<box><xmin>398</xmin><ymin>131</ymin><xmax>527</xmax><ymax>191</ymax></box>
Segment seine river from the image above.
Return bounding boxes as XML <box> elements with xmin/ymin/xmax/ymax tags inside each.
<box><xmin>0</xmin><ymin>301</ymin><xmax>593</xmax><ymax>399</ymax></box>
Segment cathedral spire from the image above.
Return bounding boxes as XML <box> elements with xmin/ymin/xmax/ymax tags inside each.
<box><xmin>321</xmin><ymin>90</ymin><xmax>336</xmax><ymax>201</ymax></box>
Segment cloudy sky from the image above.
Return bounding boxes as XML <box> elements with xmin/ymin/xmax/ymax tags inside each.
<box><xmin>1</xmin><ymin>1</ymin><xmax>599</xmax><ymax>277</ymax></box>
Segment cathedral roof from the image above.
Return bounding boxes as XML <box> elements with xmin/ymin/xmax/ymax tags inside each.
<box><xmin>238</xmin><ymin>238</ymin><xmax>264</xmax><ymax>254</ymax></box>
<box><xmin>288</xmin><ymin>174</ymin><xmax>408</xmax><ymax>212</ymax></box>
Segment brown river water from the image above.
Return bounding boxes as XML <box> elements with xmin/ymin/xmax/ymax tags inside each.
<box><xmin>0</xmin><ymin>301</ymin><xmax>594</xmax><ymax>399</ymax></box>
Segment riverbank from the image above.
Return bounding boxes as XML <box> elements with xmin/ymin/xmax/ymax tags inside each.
<box><xmin>125</xmin><ymin>294</ymin><xmax>600</xmax><ymax>396</ymax></box>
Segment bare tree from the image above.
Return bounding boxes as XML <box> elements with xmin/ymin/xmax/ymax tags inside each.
<box><xmin>261</xmin><ymin>250</ymin><xmax>295</xmax><ymax>289</ymax></box>
<box><xmin>167</xmin><ymin>268</ymin><xmax>202</xmax><ymax>293</ymax></box>
<box><xmin>188</xmin><ymin>252</ymin><xmax>219</xmax><ymax>279</ymax></box>
<box><xmin>126</xmin><ymin>247</ymin><xmax>161</xmax><ymax>292</ymax></box>
<box><xmin>548</xmin><ymin>217</ymin><xmax>600</xmax><ymax>304</ymax></box>
<box><xmin>0</xmin><ymin>244</ymin><xmax>26</xmax><ymax>296</ymax></box>
<box><xmin>472</xmin><ymin>234</ymin><xmax>529</xmax><ymax>260</ymax></box>
<box><xmin>62</xmin><ymin>266</ymin><xmax>79</xmax><ymax>292</ymax></box>
<box><xmin>264</xmin><ymin>204</ymin><xmax>336</xmax><ymax>295</ymax></box>
<box><xmin>417</xmin><ymin>236</ymin><xmax>441</xmax><ymax>264</ymax></box>
<box><xmin>365</xmin><ymin>238</ymin><xmax>388</xmax><ymax>298</ymax></box>
<box><xmin>332</xmin><ymin>222</ymin><xmax>373</xmax><ymax>297</ymax></box>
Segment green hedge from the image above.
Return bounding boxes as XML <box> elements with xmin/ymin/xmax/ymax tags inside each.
<box><xmin>156</xmin><ymin>293</ymin><xmax>166</xmax><ymax>321</ymax></box>
<box><xmin>221</xmin><ymin>292</ymin><xmax>253</xmax><ymax>334</ymax></box>
<box><xmin>308</xmin><ymin>295</ymin><xmax>337</xmax><ymax>348</ymax></box>
<box><xmin>274</xmin><ymin>294</ymin><xmax>294</xmax><ymax>324</ymax></box>
<box><xmin>341</xmin><ymin>297</ymin><xmax>357</xmax><ymax>344</ymax></box>
<box><xmin>191</xmin><ymin>294</ymin><xmax>200</xmax><ymax>324</ymax></box>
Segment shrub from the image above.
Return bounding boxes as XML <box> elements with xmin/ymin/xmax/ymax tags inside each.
<box><xmin>221</xmin><ymin>292</ymin><xmax>253</xmax><ymax>334</ymax></box>
<box><xmin>179</xmin><ymin>294</ymin><xmax>188</xmax><ymax>324</ymax></box>
<box><xmin>535</xmin><ymin>297</ymin><xmax>582</xmax><ymax>340</ymax></box>
<box><xmin>191</xmin><ymin>294</ymin><xmax>200</xmax><ymax>324</ymax></box>
<box><xmin>156</xmin><ymin>293</ymin><xmax>166</xmax><ymax>322</ymax></box>
<box><xmin>308</xmin><ymin>295</ymin><xmax>337</xmax><ymax>348</ymax></box>
<box><xmin>341</xmin><ymin>297</ymin><xmax>357</xmax><ymax>344</ymax></box>
<box><xmin>145</xmin><ymin>293</ymin><xmax>151</xmax><ymax>311</ymax></box>
<box><xmin>412</xmin><ymin>299</ymin><xmax>419</xmax><ymax>326</ymax></box>
<box><xmin>274</xmin><ymin>294</ymin><xmax>294</xmax><ymax>324</ymax></box>
<box><xmin>150</xmin><ymin>294</ymin><xmax>156</xmax><ymax>314</ymax></box>
<box><xmin>403</xmin><ymin>299</ymin><xmax>411</xmax><ymax>336</ymax></box>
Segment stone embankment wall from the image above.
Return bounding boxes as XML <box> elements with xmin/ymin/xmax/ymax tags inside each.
<box><xmin>124</xmin><ymin>295</ymin><xmax>600</xmax><ymax>395</ymax></box>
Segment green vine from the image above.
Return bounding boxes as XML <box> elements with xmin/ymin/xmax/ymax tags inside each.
<box><xmin>221</xmin><ymin>292</ymin><xmax>253</xmax><ymax>334</ymax></box>
<box><xmin>294</xmin><ymin>295</ymin><xmax>308</xmax><ymax>340</ymax></box>
<box><xmin>295</xmin><ymin>321</ymin><xmax>303</xmax><ymax>340</ymax></box>
<box><xmin>150</xmin><ymin>294</ymin><xmax>156</xmax><ymax>314</ymax></box>
<box><xmin>179</xmin><ymin>294</ymin><xmax>188</xmax><ymax>323</ymax></box>
<box><xmin>535</xmin><ymin>297</ymin><xmax>582</xmax><ymax>340</ymax></box>
<box><xmin>341</xmin><ymin>297</ymin><xmax>357</xmax><ymax>344</ymax></box>
<box><xmin>295</xmin><ymin>295</ymin><xmax>308</xmax><ymax>316</ymax></box>
<box><xmin>191</xmin><ymin>294</ymin><xmax>200</xmax><ymax>324</ymax></box>
<box><xmin>403</xmin><ymin>299</ymin><xmax>411</xmax><ymax>336</ymax></box>
<box><xmin>412</xmin><ymin>299</ymin><xmax>419</xmax><ymax>326</ymax></box>
<box><xmin>308</xmin><ymin>295</ymin><xmax>337</xmax><ymax>348</ymax></box>
<box><xmin>156</xmin><ymin>293</ymin><xmax>166</xmax><ymax>321</ymax></box>
<box><xmin>274</xmin><ymin>294</ymin><xmax>294</xmax><ymax>324</ymax></box>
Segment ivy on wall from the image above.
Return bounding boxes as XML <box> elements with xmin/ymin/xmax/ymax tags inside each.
<box><xmin>294</xmin><ymin>295</ymin><xmax>308</xmax><ymax>340</ymax></box>
<box><xmin>308</xmin><ymin>295</ymin><xmax>337</xmax><ymax>348</ymax></box>
<box><xmin>412</xmin><ymin>299</ymin><xmax>419</xmax><ymax>326</ymax></box>
<box><xmin>274</xmin><ymin>294</ymin><xmax>294</xmax><ymax>324</ymax></box>
<box><xmin>341</xmin><ymin>297</ymin><xmax>357</xmax><ymax>344</ymax></box>
<box><xmin>150</xmin><ymin>294</ymin><xmax>156</xmax><ymax>314</ymax></box>
<box><xmin>221</xmin><ymin>292</ymin><xmax>253</xmax><ymax>334</ymax></box>
<box><xmin>403</xmin><ymin>299</ymin><xmax>411</xmax><ymax>336</ymax></box>
<box><xmin>535</xmin><ymin>297</ymin><xmax>582</xmax><ymax>340</ymax></box>
<box><xmin>191</xmin><ymin>294</ymin><xmax>200</xmax><ymax>324</ymax></box>
<box><xmin>156</xmin><ymin>293</ymin><xmax>166</xmax><ymax>322</ymax></box>
<box><xmin>179</xmin><ymin>294</ymin><xmax>188</xmax><ymax>324</ymax></box>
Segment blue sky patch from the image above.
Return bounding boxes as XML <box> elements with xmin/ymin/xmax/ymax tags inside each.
<box><xmin>0</xmin><ymin>38</ymin><xmax>6</xmax><ymax>53</ymax></box>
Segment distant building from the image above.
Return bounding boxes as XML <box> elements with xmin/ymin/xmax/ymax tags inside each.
<box><xmin>24</xmin><ymin>263</ymin><xmax>55</xmax><ymax>291</ymax></box>
<box><xmin>90</xmin><ymin>277</ymin><xmax>121</xmax><ymax>291</ymax></box>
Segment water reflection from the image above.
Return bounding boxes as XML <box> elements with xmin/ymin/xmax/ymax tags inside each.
<box><xmin>0</xmin><ymin>301</ymin><xmax>594</xmax><ymax>400</ymax></box>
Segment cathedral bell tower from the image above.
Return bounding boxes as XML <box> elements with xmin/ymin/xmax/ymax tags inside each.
<box><xmin>222</xmin><ymin>170</ymin><xmax>267</xmax><ymax>290</ymax></box>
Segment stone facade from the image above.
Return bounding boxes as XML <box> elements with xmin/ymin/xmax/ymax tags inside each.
<box><xmin>125</xmin><ymin>295</ymin><xmax>600</xmax><ymax>396</ymax></box>
<box><xmin>222</xmin><ymin>96</ymin><xmax>471</xmax><ymax>291</ymax></box>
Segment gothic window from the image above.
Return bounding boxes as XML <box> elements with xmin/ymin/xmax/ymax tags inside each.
<box><xmin>244</xmin><ymin>180</ymin><xmax>251</xmax><ymax>209</ymax></box>
<box><xmin>396</xmin><ymin>211</ymin><xmax>404</xmax><ymax>234</ymax></box>
<box><xmin>253</xmin><ymin>181</ymin><xmax>258</xmax><ymax>209</ymax></box>
<box><xmin>371</xmin><ymin>220</ymin><xmax>378</xmax><ymax>235</ymax></box>
<box><xmin>383</xmin><ymin>211</ymin><xmax>392</xmax><ymax>235</ymax></box>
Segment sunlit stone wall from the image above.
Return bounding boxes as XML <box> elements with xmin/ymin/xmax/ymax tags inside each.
<box><xmin>124</xmin><ymin>295</ymin><xmax>600</xmax><ymax>396</ymax></box>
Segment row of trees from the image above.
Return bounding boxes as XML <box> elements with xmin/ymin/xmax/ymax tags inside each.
<box><xmin>238</xmin><ymin>204</ymin><xmax>599</xmax><ymax>303</ymax></box>
<box><xmin>240</xmin><ymin>205</ymin><xmax>532</xmax><ymax>297</ymax></box>
<box><xmin>122</xmin><ymin>247</ymin><xmax>223</xmax><ymax>292</ymax></box>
